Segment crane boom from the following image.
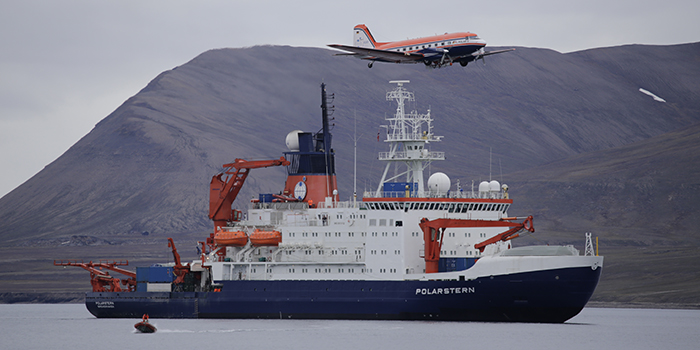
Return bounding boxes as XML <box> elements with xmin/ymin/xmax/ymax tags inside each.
<box><xmin>53</xmin><ymin>260</ymin><xmax>136</xmax><ymax>292</ymax></box>
<box><xmin>418</xmin><ymin>216</ymin><xmax>535</xmax><ymax>273</ymax></box>
<box><xmin>209</xmin><ymin>156</ymin><xmax>290</xmax><ymax>230</ymax></box>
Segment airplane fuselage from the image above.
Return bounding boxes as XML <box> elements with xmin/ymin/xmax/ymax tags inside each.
<box><xmin>374</xmin><ymin>33</ymin><xmax>486</xmax><ymax>63</ymax></box>
<box><xmin>329</xmin><ymin>24</ymin><xmax>512</xmax><ymax>68</ymax></box>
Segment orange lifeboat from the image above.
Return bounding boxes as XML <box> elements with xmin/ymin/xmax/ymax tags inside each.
<box><xmin>249</xmin><ymin>229</ymin><xmax>282</xmax><ymax>246</ymax></box>
<box><xmin>214</xmin><ymin>230</ymin><xmax>248</xmax><ymax>246</ymax></box>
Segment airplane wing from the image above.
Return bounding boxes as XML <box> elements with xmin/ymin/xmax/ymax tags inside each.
<box><xmin>478</xmin><ymin>48</ymin><xmax>516</xmax><ymax>57</ymax></box>
<box><xmin>327</xmin><ymin>44</ymin><xmax>424</xmax><ymax>63</ymax></box>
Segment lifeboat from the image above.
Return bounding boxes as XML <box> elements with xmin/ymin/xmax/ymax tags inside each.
<box><xmin>214</xmin><ymin>230</ymin><xmax>248</xmax><ymax>246</ymax></box>
<box><xmin>249</xmin><ymin>229</ymin><xmax>282</xmax><ymax>246</ymax></box>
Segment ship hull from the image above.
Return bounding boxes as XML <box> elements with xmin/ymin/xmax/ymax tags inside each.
<box><xmin>86</xmin><ymin>264</ymin><xmax>601</xmax><ymax>323</ymax></box>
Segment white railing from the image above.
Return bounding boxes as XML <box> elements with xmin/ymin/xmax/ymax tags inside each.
<box><xmin>384</xmin><ymin>134</ymin><xmax>442</xmax><ymax>142</ymax></box>
<box><xmin>378</xmin><ymin>151</ymin><xmax>445</xmax><ymax>160</ymax></box>
<box><xmin>363</xmin><ymin>190</ymin><xmax>506</xmax><ymax>199</ymax></box>
<box><xmin>251</xmin><ymin>202</ymin><xmax>309</xmax><ymax>210</ymax></box>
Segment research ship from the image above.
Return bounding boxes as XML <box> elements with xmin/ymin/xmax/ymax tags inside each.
<box><xmin>56</xmin><ymin>81</ymin><xmax>603</xmax><ymax>323</ymax></box>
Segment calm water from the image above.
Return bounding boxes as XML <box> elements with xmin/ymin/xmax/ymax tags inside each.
<box><xmin>1</xmin><ymin>304</ymin><xmax>699</xmax><ymax>350</ymax></box>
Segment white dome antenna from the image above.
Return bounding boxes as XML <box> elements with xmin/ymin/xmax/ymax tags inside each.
<box><xmin>285</xmin><ymin>130</ymin><xmax>303</xmax><ymax>151</ymax></box>
<box><xmin>428</xmin><ymin>172</ymin><xmax>450</xmax><ymax>196</ymax></box>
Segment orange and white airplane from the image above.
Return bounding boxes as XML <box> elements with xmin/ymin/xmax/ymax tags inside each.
<box><xmin>328</xmin><ymin>24</ymin><xmax>513</xmax><ymax>68</ymax></box>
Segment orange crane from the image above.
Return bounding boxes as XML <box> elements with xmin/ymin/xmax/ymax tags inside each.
<box><xmin>418</xmin><ymin>216</ymin><xmax>535</xmax><ymax>273</ymax></box>
<box><xmin>53</xmin><ymin>260</ymin><xmax>136</xmax><ymax>292</ymax></box>
<box><xmin>167</xmin><ymin>238</ymin><xmax>190</xmax><ymax>287</ymax></box>
<box><xmin>209</xmin><ymin>157</ymin><xmax>290</xmax><ymax>230</ymax></box>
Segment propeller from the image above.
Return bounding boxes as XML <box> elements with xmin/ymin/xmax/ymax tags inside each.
<box><xmin>469</xmin><ymin>48</ymin><xmax>486</xmax><ymax>66</ymax></box>
<box><xmin>439</xmin><ymin>48</ymin><xmax>453</xmax><ymax>67</ymax></box>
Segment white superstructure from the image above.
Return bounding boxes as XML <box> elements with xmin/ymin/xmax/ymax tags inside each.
<box><xmin>204</xmin><ymin>81</ymin><xmax>600</xmax><ymax>284</ymax></box>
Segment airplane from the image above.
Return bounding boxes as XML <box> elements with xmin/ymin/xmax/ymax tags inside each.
<box><xmin>328</xmin><ymin>24</ymin><xmax>514</xmax><ymax>69</ymax></box>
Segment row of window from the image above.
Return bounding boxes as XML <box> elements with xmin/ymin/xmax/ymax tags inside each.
<box><xmin>286</xmin><ymin>231</ymin><xmax>487</xmax><ymax>240</ymax></box>
<box><xmin>391</xmin><ymin>38</ymin><xmax>478</xmax><ymax>52</ymax></box>
<box><xmin>289</xmin><ymin>249</ymin><xmax>362</xmax><ymax>255</ymax></box>
<box><xmin>243</xmin><ymin>266</ymin><xmax>420</xmax><ymax>275</ymax></box>
<box><xmin>289</xmin><ymin>232</ymin><xmax>368</xmax><ymax>237</ymax></box>
<box><xmin>365</xmin><ymin>202</ymin><xmax>510</xmax><ymax>213</ymax></box>
<box><xmin>322</xmin><ymin>214</ymin><xmax>367</xmax><ymax>220</ymax></box>
<box><xmin>283</xmin><ymin>268</ymin><xmax>365</xmax><ymax>274</ymax></box>
<box><xmin>368</xmin><ymin>249</ymin><xmax>401</xmax><ymax>255</ymax></box>
<box><xmin>370</xmin><ymin>231</ymin><xmax>399</xmax><ymax>237</ymax></box>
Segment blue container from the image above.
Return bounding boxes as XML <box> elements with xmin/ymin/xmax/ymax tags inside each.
<box><xmin>136</xmin><ymin>267</ymin><xmax>150</xmax><ymax>283</ymax></box>
<box><xmin>148</xmin><ymin>266</ymin><xmax>174</xmax><ymax>283</ymax></box>
<box><xmin>383</xmin><ymin>182</ymin><xmax>416</xmax><ymax>196</ymax></box>
<box><xmin>136</xmin><ymin>282</ymin><xmax>147</xmax><ymax>292</ymax></box>
<box><xmin>259</xmin><ymin>193</ymin><xmax>273</xmax><ymax>203</ymax></box>
<box><xmin>438</xmin><ymin>258</ymin><xmax>472</xmax><ymax>272</ymax></box>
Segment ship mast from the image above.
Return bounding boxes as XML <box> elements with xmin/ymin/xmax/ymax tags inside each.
<box><xmin>375</xmin><ymin>81</ymin><xmax>444</xmax><ymax>197</ymax></box>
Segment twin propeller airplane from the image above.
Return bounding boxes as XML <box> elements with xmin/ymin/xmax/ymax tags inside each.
<box><xmin>328</xmin><ymin>24</ymin><xmax>513</xmax><ymax>69</ymax></box>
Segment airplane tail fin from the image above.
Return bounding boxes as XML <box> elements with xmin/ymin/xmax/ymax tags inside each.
<box><xmin>353</xmin><ymin>24</ymin><xmax>377</xmax><ymax>48</ymax></box>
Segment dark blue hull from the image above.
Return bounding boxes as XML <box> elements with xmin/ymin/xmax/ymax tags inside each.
<box><xmin>86</xmin><ymin>265</ymin><xmax>601</xmax><ymax>323</ymax></box>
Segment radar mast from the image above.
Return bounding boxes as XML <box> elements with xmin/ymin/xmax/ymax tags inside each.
<box><xmin>375</xmin><ymin>81</ymin><xmax>444</xmax><ymax>197</ymax></box>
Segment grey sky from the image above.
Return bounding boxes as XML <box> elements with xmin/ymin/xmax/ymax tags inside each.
<box><xmin>1</xmin><ymin>0</ymin><xmax>698</xmax><ymax>197</ymax></box>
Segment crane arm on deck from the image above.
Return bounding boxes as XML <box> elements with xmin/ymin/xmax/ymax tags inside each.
<box><xmin>167</xmin><ymin>238</ymin><xmax>190</xmax><ymax>286</ymax></box>
<box><xmin>418</xmin><ymin>216</ymin><xmax>535</xmax><ymax>273</ymax></box>
<box><xmin>53</xmin><ymin>260</ymin><xmax>136</xmax><ymax>292</ymax></box>
<box><xmin>209</xmin><ymin>157</ymin><xmax>290</xmax><ymax>230</ymax></box>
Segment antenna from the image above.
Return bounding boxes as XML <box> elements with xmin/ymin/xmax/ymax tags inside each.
<box><xmin>499</xmin><ymin>158</ymin><xmax>503</xmax><ymax>183</ymax></box>
<box><xmin>320</xmin><ymin>83</ymin><xmax>332</xmax><ymax>199</ymax></box>
<box><xmin>489</xmin><ymin>147</ymin><xmax>492</xmax><ymax>181</ymax></box>
<box><xmin>353</xmin><ymin>110</ymin><xmax>359</xmax><ymax>206</ymax></box>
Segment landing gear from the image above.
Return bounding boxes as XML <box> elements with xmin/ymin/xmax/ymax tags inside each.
<box><xmin>460</xmin><ymin>61</ymin><xmax>468</xmax><ymax>67</ymax></box>
<box><xmin>368</xmin><ymin>61</ymin><xmax>373</xmax><ymax>68</ymax></box>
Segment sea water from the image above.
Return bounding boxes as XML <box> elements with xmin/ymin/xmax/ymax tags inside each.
<box><xmin>1</xmin><ymin>304</ymin><xmax>699</xmax><ymax>350</ymax></box>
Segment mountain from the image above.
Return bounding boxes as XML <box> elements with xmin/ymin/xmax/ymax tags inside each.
<box><xmin>506</xmin><ymin>121</ymin><xmax>700</xmax><ymax>306</ymax></box>
<box><xmin>1</xmin><ymin>43</ymin><xmax>699</xmax><ymax>305</ymax></box>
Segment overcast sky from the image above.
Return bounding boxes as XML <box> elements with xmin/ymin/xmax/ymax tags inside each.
<box><xmin>1</xmin><ymin>0</ymin><xmax>698</xmax><ymax>198</ymax></box>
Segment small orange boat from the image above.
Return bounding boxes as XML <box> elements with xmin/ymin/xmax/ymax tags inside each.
<box><xmin>213</xmin><ymin>230</ymin><xmax>248</xmax><ymax>246</ymax></box>
<box><xmin>249</xmin><ymin>229</ymin><xmax>282</xmax><ymax>246</ymax></box>
<box><xmin>134</xmin><ymin>314</ymin><xmax>156</xmax><ymax>333</ymax></box>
